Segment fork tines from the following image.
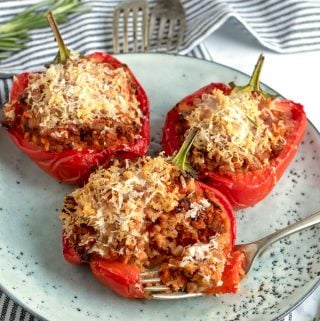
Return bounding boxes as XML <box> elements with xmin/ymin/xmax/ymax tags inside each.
<box><xmin>140</xmin><ymin>269</ymin><xmax>205</xmax><ymax>299</ymax></box>
<box><xmin>113</xmin><ymin>0</ymin><xmax>149</xmax><ymax>53</ymax></box>
<box><xmin>149</xmin><ymin>0</ymin><xmax>186</xmax><ymax>52</ymax></box>
<box><xmin>140</xmin><ymin>269</ymin><xmax>166</xmax><ymax>291</ymax></box>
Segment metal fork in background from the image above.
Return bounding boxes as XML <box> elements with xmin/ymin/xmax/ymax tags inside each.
<box><xmin>149</xmin><ymin>0</ymin><xmax>186</xmax><ymax>52</ymax></box>
<box><xmin>0</xmin><ymin>72</ymin><xmax>15</xmax><ymax>79</ymax></box>
<box><xmin>140</xmin><ymin>210</ymin><xmax>320</xmax><ymax>299</ymax></box>
<box><xmin>113</xmin><ymin>0</ymin><xmax>149</xmax><ymax>53</ymax></box>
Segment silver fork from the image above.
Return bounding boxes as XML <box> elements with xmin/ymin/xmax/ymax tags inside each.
<box><xmin>148</xmin><ymin>0</ymin><xmax>186</xmax><ymax>52</ymax></box>
<box><xmin>140</xmin><ymin>210</ymin><xmax>320</xmax><ymax>299</ymax></box>
<box><xmin>0</xmin><ymin>72</ymin><xmax>15</xmax><ymax>78</ymax></box>
<box><xmin>113</xmin><ymin>0</ymin><xmax>149</xmax><ymax>53</ymax></box>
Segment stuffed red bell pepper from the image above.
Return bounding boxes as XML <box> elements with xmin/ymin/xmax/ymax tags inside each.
<box><xmin>162</xmin><ymin>55</ymin><xmax>306</xmax><ymax>208</ymax></box>
<box><xmin>2</xmin><ymin>13</ymin><xmax>149</xmax><ymax>185</ymax></box>
<box><xmin>60</xmin><ymin>129</ymin><xmax>245</xmax><ymax>298</ymax></box>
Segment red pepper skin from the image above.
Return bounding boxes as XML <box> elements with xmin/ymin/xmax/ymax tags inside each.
<box><xmin>6</xmin><ymin>52</ymin><xmax>150</xmax><ymax>185</ymax></box>
<box><xmin>162</xmin><ymin>83</ymin><xmax>307</xmax><ymax>208</ymax></box>
<box><xmin>62</xmin><ymin>236</ymin><xmax>83</xmax><ymax>265</ymax></box>
<box><xmin>62</xmin><ymin>236</ymin><xmax>146</xmax><ymax>298</ymax></box>
<box><xmin>204</xmin><ymin>250</ymin><xmax>245</xmax><ymax>294</ymax></box>
<box><xmin>61</xmin><ymin>179</ymin><xmax>243</xmax><ymax>298</ymax></box>
<box><xmin>90</xmin><ymin>259</ymin><xmax>145</xmax><ymax>299</ymax></box>
<box><xmin>62</xmin><ymin>237</ymin><xmax>145</xmax><ymax>298</ymax></box>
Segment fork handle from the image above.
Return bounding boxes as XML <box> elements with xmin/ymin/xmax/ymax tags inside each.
<box><xmin>257</xmin><ymin>210</ymin><xmax>320</xmax><ymax>256</ymax></box>
<box><xmin>0</xmin><ymin>72</ymin><xmax>15</xmax><ymax>78</ymax></box>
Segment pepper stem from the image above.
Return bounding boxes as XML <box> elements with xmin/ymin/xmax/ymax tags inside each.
<box><xmin>47</xmin><ymin>11</ymin><xmax>70</xmax><ymax>63</ymax></box>
<box><xmin>237</xmin><ymin>54</ymin><xmax>264</xmax><ymax>93</ymax></box>
<box><xmin>247</xmin><ymin>53</ymin><xmax>264</xmax><ymax>92</ymax></box>
<box><xmin>235</xmin><ymin>54</ymin><xmax>276</xmax><ymax>99</ymax></box>
<box><xmin>172</xmin><ymin>128</ymin><xmax>199</xmax><ymax>175</ymax></box>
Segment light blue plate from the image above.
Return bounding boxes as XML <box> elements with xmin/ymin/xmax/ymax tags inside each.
<box><xmin>0</xmin><ymin>53</ymin><xmax>319</xmax><ymax>321</ymax></box>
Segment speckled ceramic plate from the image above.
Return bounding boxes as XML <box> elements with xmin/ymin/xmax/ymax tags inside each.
<box><xmin>0</xmin><ymin>53</ymin><xmax>319</xmax><ymax>321</ymax></box>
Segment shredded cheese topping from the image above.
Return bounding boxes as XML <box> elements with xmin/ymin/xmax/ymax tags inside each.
<box><xmin>61</xmin><ymin>156</ymin><xmax>183</xmax><ymax>258</ymax></box>
<box><xmin>185</xmin><ymin>199</ymin><xmax>211</xmax><ymax>219</ymax></box>
<box><xmin>23</xmin><ymin>53</ymin><xmax>142</xmax><ymax>136</ymax></box>
<box><xmin>166</xmin><ymin>234</ymin><xmax>229</xmax><ymax>292</ymax></box>
<box><xmin>60</xmin><ymin>155</ymin><xmax>233</xmax><ymax>291</ymax></box>
<box><xmin>184</xmin><ymin>89</ymin><xmax>290</xmax><ymax>171</ymax></box>
<box><xmin>180</xmin><ymin>237</ymin><xmax>220</xmax><ymax>267</ymax></box>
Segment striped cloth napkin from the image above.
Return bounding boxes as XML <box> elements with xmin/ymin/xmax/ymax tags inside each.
<box><xmin>0</xmin><ymin>0</ymin><xmax>320</xmax><ymax>75</ymax></box>
<box><xmin>1</xmin><ymin>0</ymin><xmax>320</xmax><ymax>320</ymax></box>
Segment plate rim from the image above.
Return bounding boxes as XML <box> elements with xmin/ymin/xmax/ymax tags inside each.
<box><xmin>0</xmin><ymin>52</ymin><xmax>319</xmax><ymax>321</ymax></box>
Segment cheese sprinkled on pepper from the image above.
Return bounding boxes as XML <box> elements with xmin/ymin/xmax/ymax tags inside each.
<box><xmin>23</xmin><ymin>53</ymin><xmax>142</xmax><ymax>135</ymax></box>
<box><xmin>184</xmin><ymin>88</ymin><xmax>290</xmax><ymax>171</ymax></box>
<box><xmin>60</xmin><ymin>155</ymin><xmax>231</xmax><ymax>292</ymax></box>
<box><xmin>61</xmin><ymin>156</ymin><xmax>182</xmax><ymax>258</ymax></box>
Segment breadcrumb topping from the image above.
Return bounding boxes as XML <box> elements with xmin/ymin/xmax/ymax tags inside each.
<box><xmin>4</xmin><ymin>53</ymin><xmax>143</xmax><ymax>152</ymax></box>
<box><xmin>61</xmin><ymin>156</ymin><xmax>183</xmax><ymax>255</ymax></box>
<box><xmin>183</xmin><ymin>88</ymin><xmax>291</xmax><ymax>172</ymax></box>
<box><xmin>25</xmin><ymin>54</ymin><xmax>142</xmax><ymax>132</ymax></box>
<box><xmin>60</xmin><ymin>155</ymin><xmax>232</xmax><ymax>292</ymax></box>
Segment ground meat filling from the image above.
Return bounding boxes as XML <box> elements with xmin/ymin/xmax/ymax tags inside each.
<box><xmin>4</xmin><ymin>53</ymin><xmax>142</xmax><ymax>152</ymax></box>
<box><xmin>175</xmin><ymin>89</ymin><xmax>295</xmax><ymax>173</ymax></box>
<box><xmin>60</xmin><ymin>156</ymin><xmax>232</xmax><ymax>293</ymax></box>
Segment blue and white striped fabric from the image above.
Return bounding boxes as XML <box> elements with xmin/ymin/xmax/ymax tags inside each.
<box><xmin>0</xmin><ymin>0</ymin><xmax>320</xmax><ymax>96</ymax></box>
<box><xmin>2</xmin><ymin>0</ymin><xmax>319</xmax><ymax>320</ymax></box>
<box><xmin>0</xmin><ymin>0</ymin><xmax>320</xmax><ymax>75</ymax></box>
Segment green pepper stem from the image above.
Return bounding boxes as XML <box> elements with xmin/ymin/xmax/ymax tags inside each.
<box><xmin>235</xmin><ymin>54</ymin><xmax>276</xmax><ymax>100</ymax></box>
<box><xmin>172</xmin><ymin>128</ymin><xmax>199</xmax><ymax>174</ymax></box>
<box><xmin>47</xmin><ymin>11</ymin><xmax>70</xmax><ymax>63</ymax></box>
<box><xmin>247</xmin><ymin>53</ymin><xmax>264</xmax><ymax>92</ymax></box>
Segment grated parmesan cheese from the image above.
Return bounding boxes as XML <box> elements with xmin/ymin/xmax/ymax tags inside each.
<box><xmin>23</xmin><ymin>53</ymin><xmax>142</xmax><ymax>136</ymax></box>
<box><xmin>60</xmin><ymin>155</ymin><xmax>234</xmax><ymax>292</ymax></box>
<box><xmin>60</xmin><ymin>156</ymin><xmax>184</xmax><ymax>260</ymax></box>
<box><xmin>184</xmin><ymin>88</ymin><xmax>290</xmax><ymax>171</ymax></box>
<box><xmin>179</xmin><ymin>237</ymin><xmax>220</xmax><ymax>267</ymax></box>
<box><xmin>185</xmin><ymin>198</ymin><xmax>211</xmax><ymax>219</ymax></box>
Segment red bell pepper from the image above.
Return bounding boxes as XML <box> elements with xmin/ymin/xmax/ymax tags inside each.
<box><xmin>3</xmin><ymin>14</ymin><xmax>149</xmax><ymax>185</ymax></box>
<box><xmin>61</xmin><ymin>129</ymin><xmax>245</xmax><ymax>298</ymax></box>
<box><xmin>205</xmin><ymin>250</ymin><xmax>245</xmax><ymax>294</ymax></box>
<box><xmin>62</xmin><ymin>181</ymin><xmax>243</xmax><ymax>298</ymax></box>
<box><xmin>90</xmin><ymin>259</ymin><xmax>146</xmax><ymax>299</ymax></box>
<box><xmin>64</xmin><ymin>237</ymin><xmax>245</xmax><ymax>299</ymax></box>
<box><xmin>62</xmin><ymin>237</ymin><xmax>145</xmax><ymax>298</ymax></box>
<box><xmin>162</xmin><ymin>55</ymin><xmax>306</xmax><ymax>208</ymax></box>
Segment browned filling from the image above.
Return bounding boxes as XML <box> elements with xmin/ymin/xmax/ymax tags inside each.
<box><xmin>61</xmin><ymin>159</ymin><xmax>232</xmax><ymax>293</ymax></box>
<box><xmin>175</xmin><ymin>93</ymin><xmax>294</xmax><ymax>173</ymax></box>
<box><xmin>4</xmin><ymin>57</ymin><xmax>142</xmax><ymax>152</ymax></box>
<box><xmin>19</xmin><ymin>115</ymin><xmax>141</xmax><ymax>152</ymax></box>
